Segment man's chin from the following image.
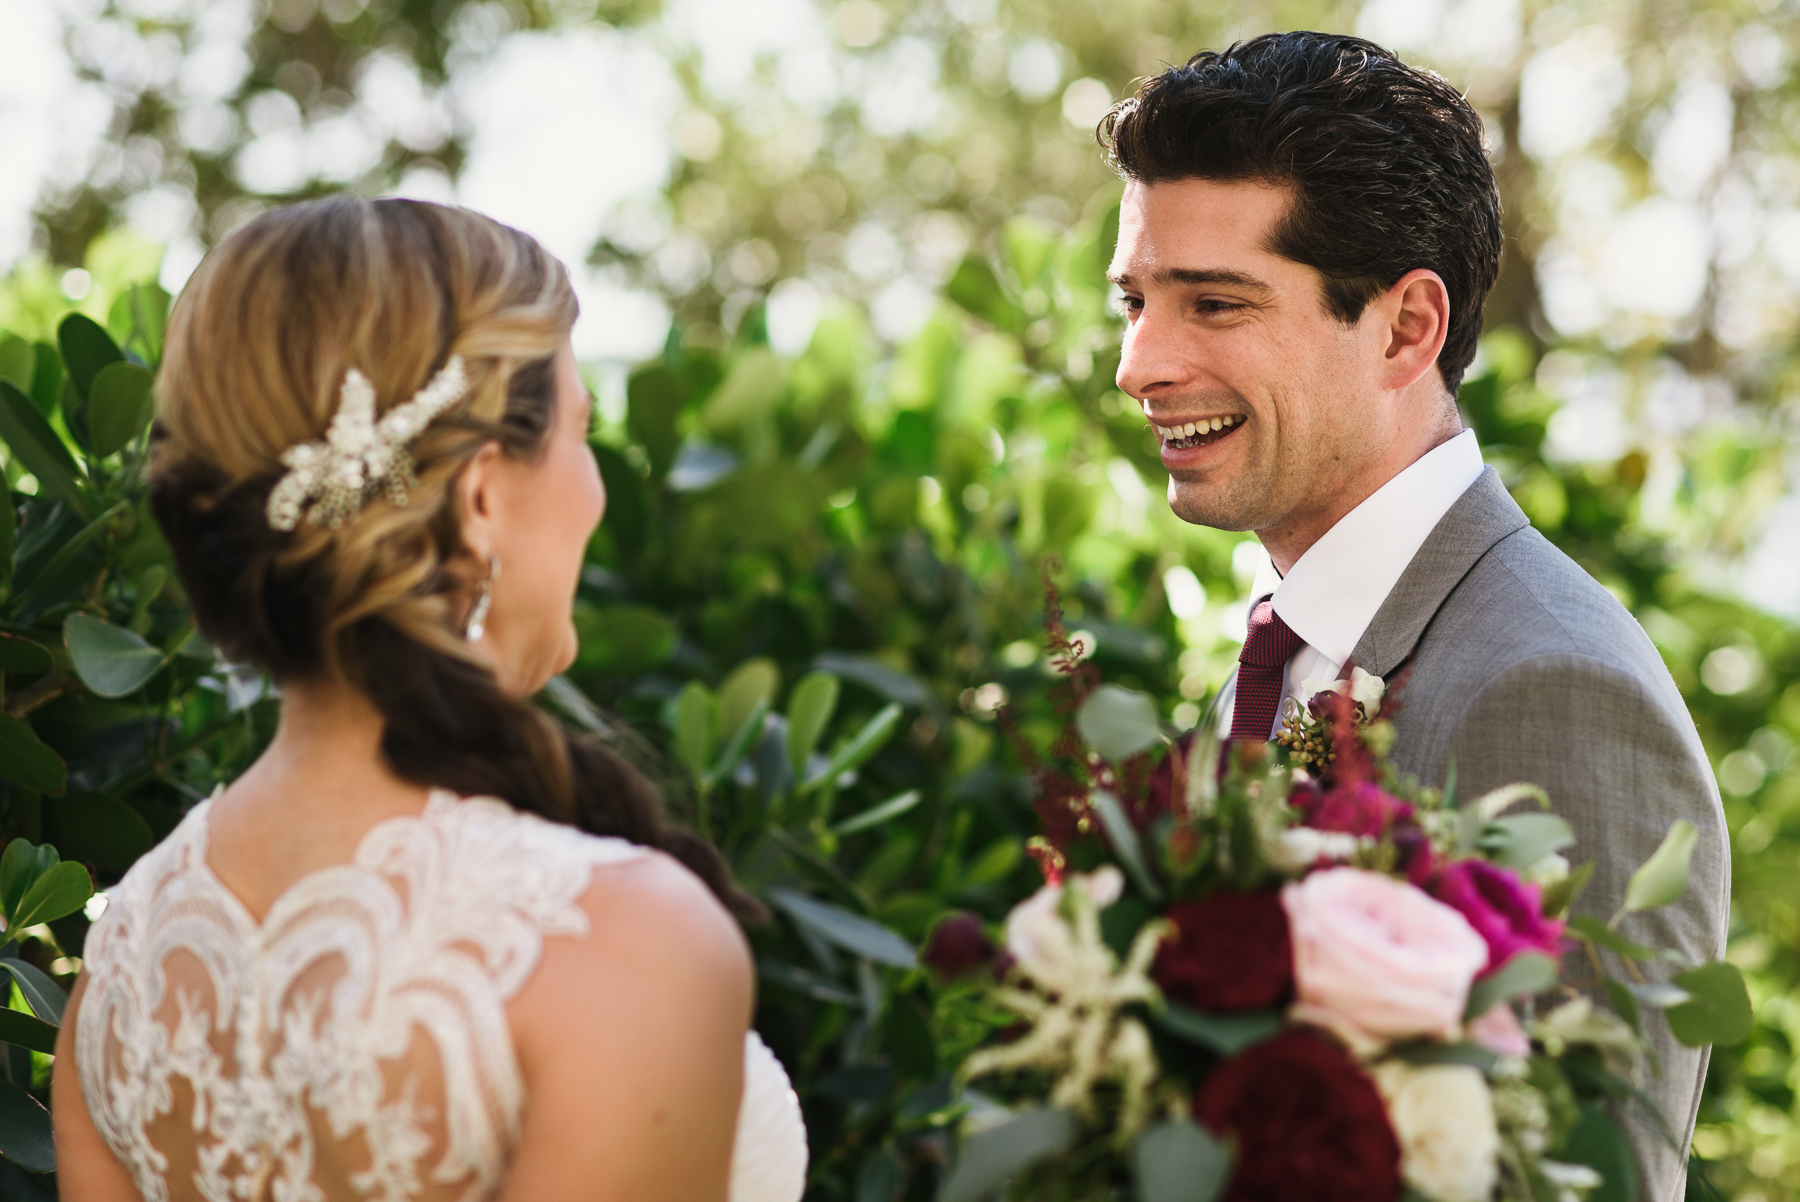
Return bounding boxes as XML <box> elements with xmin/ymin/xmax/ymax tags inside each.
<box><xmin>1166</xmin><ymin>482</ymin><xmax>1261</xmax><ymax>532</ymax></box>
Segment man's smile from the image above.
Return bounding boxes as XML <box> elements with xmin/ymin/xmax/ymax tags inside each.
<box><xmin>1149</xmin><ymin>413</ymin><xmax>1247</xmax><ymax>451</ymax></box>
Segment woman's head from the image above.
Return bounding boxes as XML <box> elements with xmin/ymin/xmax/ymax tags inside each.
<box><xmin>154</xmin><ymin>195</ymin><xmax>600</xmax><ymax>697</ymax></box>
<box><xmin>152</xmin><ymin>195</ymin><xmax>760</xmax><ymax>920</ymax></box>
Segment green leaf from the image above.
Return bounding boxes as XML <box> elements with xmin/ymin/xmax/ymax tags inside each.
<box><xmin>86</xmin><ymin>361</ymin><xmax>155</xmax><ymax>456</ymax></box>
<box><xmin>64</xmin><ymin>612</ymin><xmax>167</xmax><ymax>697</ymax></box>
<box><xmin>707</xmin><ymin>696</ymin><xmax>768</xmax><ymax>785</ymax></box>
<box><xmin>942</xmin><ymin>1108</ymin><xmax>1076</xmax><ymax>1202</ymax></box>
<box><xmin>0</xmin><ymin>379</ymin><xmax>90</xmax><ymax>517</ymax></box>
<box><xmin>1091</xmin><ymin>789</ymin><xmax>1162</xmax><ymax>901</ymax></box>
<box><xmin>1618</xmin><ymin>820</ymin><xmax>1698</xmax><ymax>919</ymax></box>
<box><xmin>0</xmin><ymin>842</ymin><xmax>37</xmax><ymax>919</ymax></box>
<box><xmin>1665</xmin><ymin>962</ymin><xmax>1753</xmax><ymax>1048</ymax></box>
<box><xmin>0</xmin><ymin>716</ymin><xmax>65</xmax><ymax>796</ymax></box>
<box><xmin>1465</xmin><ymin>952</ymin><xmax>1559</xmax><ymax>1020</ymax></box>
<box><xmin>9</xmin><ymin>498</ymin><xmax>129</xmax><ymax>616</ymax></box>
<box><xmin>785</xmin><ymin>670</ymin><xmax>841</xmax><ymax>777</ymax></box>
<box><xmin>0</xmin><ymin>636</ymin><xmax>51</xmax><ymax>675</ymax></box>
<box><xmin>1132</xmin><ymin>1119</ymin><xmax>1230</xmax><ymax>1202</ymax></box>
<box><xmin>801</xmin><ymin>701</ymin><xmax>903</xmax><ymax>794</ymax></box>
<box><xmin>1391</xmin><ymin>1041</ymin><xmax>1501</xmax><ymax>1073</ymax></box>
<box><xmin>625</xmin><ymin>364</ymin><xmax>685</xmax><ymax>478</ymax></box>
<box><xmin>0</xmin><ymin>337</ymin><xmax>32</xmax><ymax>393</ymax></box>
<box><xmin>856</xmin><ymin>1152</ymin><xmax>898</xmax><ymax>1202</ymax></box>
<box><xmin>756</xmin><ymin>956</ymin><xmax>859</xmax><ymax>1006</ymax></box>
<box><xmin>670</xmin><ymin>681</ymin><xmax>718</xmax><ymax>780</ymax></box>
<box><xmin>26</xmin><ymin>341</ymin><xmax>63</xmax><ymax>417</ymax></box>
<box><xmin>107</xmin><ymin>282</ymin><xmax>170</xmax><ymax>365</ymax></box>
<box><xmin>884</xmin><ymin>995</ymin><xmax>938</xmax><ymax>1079</ymax></box>
<box><xmin>10</xmin><ymin>860</ymin><xmax>93</xmax><ymax>931</ymax></box>
<box><xmin>718</xmin><ymin>657</ymin><xmax>780</xmax><ymax>747</ymax></box>
<box><xmin>1559</xmin><ymin>1102</ymin><xmax>1638</xmax><ymax>1202</ymax></box>
<box><xmin>43</xmin><ymin>791</ymin><xmax>155</xmax><ymax>876</ymax></box>
<box><xmin>945</xmin><ymin>256</ymin><xmax>1023</xmax><ymax>332</ymax></box>
<box><xmin>1478</xmin><ymin>813</ymin><xmax>1574</xmax><ymax>869</ymax></box>
<box><xmin>1076</xmin><ymin>683</ymin><xmax>1164</xmax><ymax>761</ymax></box>
<box><xmin>0</xmin><ymin>1008</ymin><xmax>57</xmax><ymax>1055</ymax></box>
<box><xmin>700</xmin><ymin>347</ymin><xmax>787</xmax><ymax>432</ymax></box>
<box><xmin>56</xmin><ymin>311</ymin><xmax>124</xmax><ymax>401</ymax></box>
<box><xmin>0</xmin><ymin>472</ymin><xmax>11</xmax><ymax>571</ymax></box>
<box><xmin>1541</xmin><ymin>859</ymin><xmax>1597</xmax><ymax>919</ymax></box>
<box><xmin>767</xmin><ymin>887</ymin><xmax>918</xmax><ymax>968</ymax></box>
<box><xmin>1567</xmin><ymin>915</ymin><xmax>1660</xmax><ymax>961</ymax></box>
<box><xmin>1154</xmin><ymin>1005</ymin><xmax>1282</xmax><ymax>1056</ymax></box>
<box><xmin>0</xmin><ymin>959</ymin><xmax>65</xmax><ymax>1024</ymax></box>
<box><xmin>833</xmin><ymin>789</ymin><xmax>923</xmax><ymax>836</ymax></box>
<box><xmin>0</xmin><ymin>1079</ymin><xmax>54</xmax><ymax>1172</ymax></box>
<box><xmin>1605</xmin><ymin>980</ymin><xmax>1643</xmax><ymax>1037</ymax></box>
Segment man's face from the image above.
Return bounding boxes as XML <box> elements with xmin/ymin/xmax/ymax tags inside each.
<box><xmin>1110</xmin><ymin>178</ymin><xmax>1399</xmax><ymax>537</ymax></box>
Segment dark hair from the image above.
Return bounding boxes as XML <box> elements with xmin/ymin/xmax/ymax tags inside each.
<box><xmin>150</xmin><ymin>196</ymin><xmax>762</xmax><ymax>922</ymax></box>
<box><xmin>1100</xmin><ymin>32</ymin><xmax>1502</xmax><ymax>395</ymax></box>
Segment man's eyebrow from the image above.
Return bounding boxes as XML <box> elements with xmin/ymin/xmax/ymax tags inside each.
<box><xmin>1108</xmin><ymin>266</ymin><xmax>1275</xmax><ymax>293</ymax></box>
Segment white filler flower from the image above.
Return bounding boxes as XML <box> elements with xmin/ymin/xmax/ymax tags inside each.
<box><xmin>1371</xmin><ymin>1061</ymin><xmax>1500</xmax><ymax>1202</ymax></box>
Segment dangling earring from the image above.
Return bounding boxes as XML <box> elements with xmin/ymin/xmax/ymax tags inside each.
<box><xmin>465</xmin><ymin>552</ymin><xmax>501</xmax><ymax>643</ymax></box>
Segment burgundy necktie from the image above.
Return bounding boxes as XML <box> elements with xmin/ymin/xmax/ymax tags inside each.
<box><xmin>1230</xmin><ymin>599</ymin><xmax>1304</xmax><ymax>743</ymax></box>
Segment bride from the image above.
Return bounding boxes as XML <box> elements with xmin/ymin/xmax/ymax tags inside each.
<box><xmin>51</xmin><ymin>197</ymin><xmax>808</xmax><ymax>1202</ymax></box>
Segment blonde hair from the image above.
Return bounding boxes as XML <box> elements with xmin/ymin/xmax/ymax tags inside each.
<box><xmin>151</xmin><ymin>196</ymin><xmax>759</xmax><ymax>920</ymax></box>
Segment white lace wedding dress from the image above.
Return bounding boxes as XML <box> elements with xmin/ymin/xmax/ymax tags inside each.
<box><xmin>75</xmin><ymin>791</ymin><xmax>809</xmax><ymax>1202</ymax></box>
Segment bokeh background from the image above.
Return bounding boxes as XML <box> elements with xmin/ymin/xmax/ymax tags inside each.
<box><xmin>1</xmin><ymin>0</ymin><xmax>1797</xmax><ymax>1196</ymax></box>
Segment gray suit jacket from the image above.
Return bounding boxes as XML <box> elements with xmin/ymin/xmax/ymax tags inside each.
<box><xmin>1342</xmin><ymin>466</ymin><xmax>1730</xmax><ymax>1201</ymax></box>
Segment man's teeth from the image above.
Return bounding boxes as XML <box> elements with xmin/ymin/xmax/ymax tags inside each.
<box><xmin>1152</xmin><ymin>415</ymin><xmax>1244</xmax><ymax>440</ymax></box>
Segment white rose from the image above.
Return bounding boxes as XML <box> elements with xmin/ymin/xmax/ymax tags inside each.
<box><xmin>1265</xmin><ymin>826</ymin><xmax>1369</xmax><ymax>873</ymax></box>
<box><xmin>1371</xmin><ymin>1061</ymin><xmax>1500</xmax><ymax>1202</ymax></box>
<box><xmin>1348</xmin><ymin>666</ymin><xmax>1386</xmax><ymax>711</ymax></box>
<box><xmin>1004</xmin><ymin>867</ymin><xmax>1123</xmax><ymax>983</ymax></box>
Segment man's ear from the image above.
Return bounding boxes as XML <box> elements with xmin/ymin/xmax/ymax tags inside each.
<box><xmin>453</xmin><ymin>440</ymin><xmax>506</xmax><ymax>566</ymax></box>
<box><xmin>1378</xmin><ymin>268</ymin><xmax>1451</xmax><ymax>394</ymax></box>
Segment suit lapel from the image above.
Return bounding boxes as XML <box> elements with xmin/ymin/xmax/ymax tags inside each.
<box><xmin>1347</xmin><ymin>466</ymin><xmax>1530</xmax><ymax>677</ymax></box>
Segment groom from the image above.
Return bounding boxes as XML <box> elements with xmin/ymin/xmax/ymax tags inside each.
<box><xmin>1101</xmin><ymin>32</ymin><xmax>1729</xmax><ymax>1200</ymax></box>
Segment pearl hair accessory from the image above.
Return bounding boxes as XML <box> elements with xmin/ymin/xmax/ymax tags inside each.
<box><xmin>266</xmin><ymin>356</ymin><xmax>469</xmax><ymax>532</ymax></box>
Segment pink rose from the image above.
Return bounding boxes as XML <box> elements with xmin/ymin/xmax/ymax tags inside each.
<box><xmin>1467</xmin><ymin>1004</ymin><xmax>1532</xmax><ymax>1059</ymax></box>
<box><xmin>1304</xmin><ymin>781</ymin><xmax>1415</xmax><ymax>838</ymax></box>
<box><xmin>1283</xmin><ymin>868</ymin><xmax>1488</xmax><ymax>1053</ymax></box>
<box><xmin>1432</xmin><ymin>859</ymin><xmax>1566</xmax><ymax>976</ymax></box>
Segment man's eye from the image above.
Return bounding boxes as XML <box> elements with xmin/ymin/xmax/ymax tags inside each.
<box><xmin>1109</xmin><ymin>294</ymin><xmax>1143</xmax><ymax>316</ymax></box>
<box><xmin>1197</xmin><ymin>299</ymin><xmax>1245</xmax><ymax>315</ymax></box>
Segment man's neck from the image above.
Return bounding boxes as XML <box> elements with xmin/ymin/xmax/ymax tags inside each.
<box><xmin>1257</xmin><ymin>418</ymin><xmax>1465</xmax><ymax>575</ymax></box>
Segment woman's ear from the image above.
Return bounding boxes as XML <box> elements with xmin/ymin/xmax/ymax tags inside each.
<box><xmin>454</xmin><ymin>439</ymin><xmax>506</xmax><ymax>565</ymax></box>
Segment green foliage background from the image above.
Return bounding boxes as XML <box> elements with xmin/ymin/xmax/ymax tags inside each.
<box><xmin>1</xmin><ymin>0</ymin><xmax>1798</xmax><ymax>1198</ymax></box>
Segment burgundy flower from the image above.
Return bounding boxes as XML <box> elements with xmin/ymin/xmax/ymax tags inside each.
<box><xmin>1432</xmin><ymin>859</ymin><xmax>1566</xmax><ymax>977</ymax></box>
<box><xmin>1304</xmin><ymin>781</ymin><xmax>1414</xmax><ymax>839</ymax></box>
<box><xmin>1195</xmin><ymin>1028</ymin><xmax>1403</xmax><ymax>1202</ymax></box>
<box><xmin>1155</xmin><ymin>892</ymin><xmax>1294</xmax><ymax>1013</ymax></box>
<box><xmin>923</xmin><ymin>913</ymin><xmax>999</xmax><ymax>980</ymax></box>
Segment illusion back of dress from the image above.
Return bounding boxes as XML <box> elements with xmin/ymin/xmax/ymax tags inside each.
<box><xmin>76</xmin><ymin>792</ymin><xmax>807</xmax><ymax>1202</ymax></box>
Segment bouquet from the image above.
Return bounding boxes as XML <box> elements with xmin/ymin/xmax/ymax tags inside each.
<box><xmin>927</xmin><ymin>611</ymin><xmax>1750</xmax><ymax>1202</ymax></box>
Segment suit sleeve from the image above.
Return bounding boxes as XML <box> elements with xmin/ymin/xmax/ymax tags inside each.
<box><xmin>1446</xmin><ymin>652</ymin><xmax>1730</xmax><ymax>1202</ymax></box>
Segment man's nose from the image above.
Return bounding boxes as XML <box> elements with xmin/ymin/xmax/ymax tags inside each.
<box><xmin>1115</xmin><ymin>306</ymin><xmax>1186</xmax><ymax>405</ymax></box>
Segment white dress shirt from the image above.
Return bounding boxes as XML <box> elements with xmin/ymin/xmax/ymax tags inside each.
<box><xmin>1229</xmin><ymin>429</ymin><xmax>1486</xmax><ymax>738</ymax></box>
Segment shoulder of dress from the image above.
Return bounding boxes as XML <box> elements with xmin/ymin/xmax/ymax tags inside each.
<box><xmin>414</xmin><ymin>791</ymin><xmax>651</xmax><ymax>868</ymax></box>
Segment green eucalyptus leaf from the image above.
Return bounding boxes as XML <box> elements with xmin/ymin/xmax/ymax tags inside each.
<box><xmin>785</xmin><ymin>670</ymin><xmax>841</xmax><ymax>777</ymax></box>
<box><xmin>1131</xmin><ymin>1119</ymin><xmax>1230</xmax><ymax>1202</ymax></box>
<box><xmin>1605</xmin><ymin>980</ymin><xmax>1643</xmax><ymax>1037</ymax></box>
<box><xmin>1464</xmin><ymin>952</ymin><xmax>1559</xmax><ymax>1020</ymax></box>
<box><xmin>0</xmin><ymin>958</ymin><xmax>66</xmax><ymax>1024</ymax></box>
<box><xmin>832</xmin><ymin>789</ymin><xmax>922</xmax><ymax>836</ymax></box>
<box><xmin>1665</xmin><ymin>962</ymin><xmax>1753</xmax><ymax>1048</ymax></box>
<box><xmin>1391</xmin><ymin>1041</ymin><xmax>1501</xmax><ymax>1073</ymax></box>
<box><xmin>0</xmin><ymin>1079</ymin><xmax>54</xmax><ymax>1172</ymax></box>
<box><xmin>942</xmin><ymin>1108</ymin><xmax>1075</xmax><ymax>1202</ymax></box>
<box><xmin>1559</xmin><ymin>1103</ymin><xmax>1637</xmax><ymax>1202</ymax></box>
<box><xmin>1091</xmin><ymin>789</ymin><xmax>1162</xmax><ymax>901</ymax></box>
<box><xmin>0</xmin><ymin>716</ymin><xmax>65</xmax><ymax>797</ymax></box>
<box><xmin>0</xmin><ymin>379</ymin><xmax>91</xmax><ymax>517</ymax></box>
<box><xmin>670</xmin><ymin>681</ymin><xmax>719</xmax><ymax>780</ymax></box>
<box><xmin>767</xmin><ymin>887</ymin><xmax>917</xmax><ymax>968</ymax></box>
<box><xmin>1154</xmin><ymin>1005</ymin><xmax>1282</xmax><ymax>1056</ymax></box>
<box><xmin>1619</xmin><ymin>820</ymin><xmax>1698</xmax><ymax>918</ymax></box>
<box><xmin>1567</xmin><ymin>914</ymin><xmax>1660</xmax><ymax>961</ymax></box>
<box><xmin>0</xmin><ymin>635</ymin><xmax>51</xmax><ymax>675</ymax></box>
<box><xmin>1076</xmin><ymin>684</ymin><xmax>1163</xmax><ymax>761</ymax></box>
<box><xmin>56</xmin><ymin>311</ymin><xmax>124</xmax><ymax>400</ymax></box>
<box><xmin>87</xmin><ymin>361</ymin><xmax>155</xmax><ymax>456</ymax></box>
<box><xmin>10</xmin><ymin>860</ymin><xmax>93</xmax><ymax>931</ymax></box>
<box><xmin>1477</xmin><ymin>813</ymin><xmax>1574</xmax><ymax>869</ymax></box>
<box><xmin>64</xmin><ymin>612</ymin><xmax>166</xmax><ymax>697</ymax></box>
<box><xmin>1541</xmin><ymin>859</ymin><xmax>1597</xmax><ymax>919</ymax></box>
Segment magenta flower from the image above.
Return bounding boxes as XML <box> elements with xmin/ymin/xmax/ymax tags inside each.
<box><xmin>1432</xmin><ymin>859</ymin><xmax>1566</xmax><ymax>976</ymax></box>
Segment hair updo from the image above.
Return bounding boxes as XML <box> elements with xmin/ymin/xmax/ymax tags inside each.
<box><xmin>150</xmin><ymin>195</ymin><xmax>759</xmax><ymax>920</ymax></box>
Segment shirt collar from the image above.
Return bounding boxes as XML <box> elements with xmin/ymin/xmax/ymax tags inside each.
<box><xmin>1248</xmin><ymin>429</ymin><xmax>1485</xmax><ymax>666</ymax></box>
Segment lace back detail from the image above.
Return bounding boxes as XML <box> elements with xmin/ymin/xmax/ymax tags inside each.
<box><xmin>76</xmin><ymin>792</ymin><xmax>646</xmax><ymax>1202</ymax></box>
